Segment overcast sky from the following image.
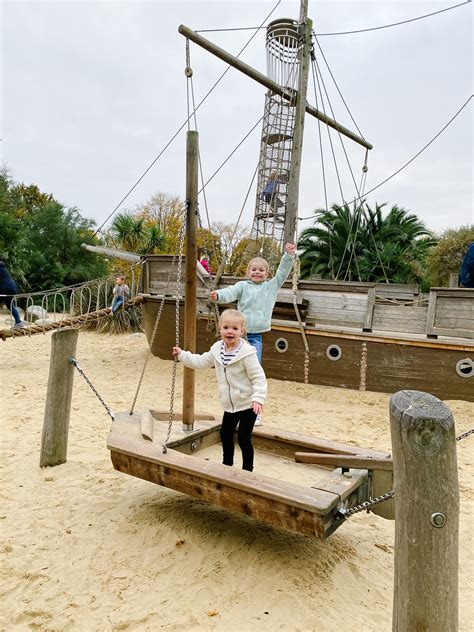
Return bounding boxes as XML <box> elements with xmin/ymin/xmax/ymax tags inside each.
<box><xmin>1</xmin><ymin>0</ymin><xmax>473</xmax><ymax>239</ymax></box>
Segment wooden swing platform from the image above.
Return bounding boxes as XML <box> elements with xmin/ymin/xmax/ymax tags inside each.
<box><xmin>107</xmin><ymin>410</ymin><xmax>392</xmax><ymax>539</ymax></box>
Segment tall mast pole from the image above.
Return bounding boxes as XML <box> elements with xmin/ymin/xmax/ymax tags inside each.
<box><xmin>284</xmin><ymin>0</ymin><xmax>312</xmax><ymax>245</ymax></box>
<box><xmin>182</xmin><ymin>130</ymin><xmax>199</xmax><ymax>431</ymax></box>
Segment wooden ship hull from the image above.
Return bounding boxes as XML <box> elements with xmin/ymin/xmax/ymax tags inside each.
<box><xmin>140</xmin><ymin>255</ymin><xmax>474</xmax><ymax>403</ymax></box>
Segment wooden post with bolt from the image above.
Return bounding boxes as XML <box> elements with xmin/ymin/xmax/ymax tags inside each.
<box><xmin>390</xmin><ymin>389</ymin><xmax>459</xmax><ymax>631</ymax></box>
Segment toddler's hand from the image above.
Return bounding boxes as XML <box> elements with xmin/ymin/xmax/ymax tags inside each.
<box><xmin>252</xmin><ymin>401</ymin><xmax>263</xmax><ymax>415</ymax></box>
<box><xmin>209</xmin><ymin>290</ymin><xmax>218</xmax><ymax>301</ymax></box>
<box><xmin>172</xmin><ymin>346</ymin><xmax>182</xmax><ymax>358</ymax></box>
<box><xmin>285</xmin><ymin>243</ymin><xmax>296</xmax><ymax>256</ymax></box>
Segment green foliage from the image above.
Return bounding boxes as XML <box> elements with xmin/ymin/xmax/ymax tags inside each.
<box><xmin>298</xmin><ymin>202</ymin><xmax>436</xmax><ymax>285</ymax></box>
<box><xmin>0</xmin><ymin>169</ymin><xmax>109</xmax><ymax>293</ymax></box>
<box><xmin>425</xmin><ymin>225</ymin><xmax>474</xmax><ymax>287</ymax></box>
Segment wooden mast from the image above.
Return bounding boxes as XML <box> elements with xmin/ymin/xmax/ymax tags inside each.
<box><xmin>182</xmin><ymin>130</ymin><xmax>199</xmax><ymax>431</ymax></box>
<box><xmin>284</xmin><ymin>0</ymin><xmax>312</xmax><ymax>245</ymax></box>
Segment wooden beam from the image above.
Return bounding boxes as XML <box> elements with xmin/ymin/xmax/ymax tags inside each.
<box><xmin>295</xmin><ymin>452</ymin><xmax>393</xmax><ymax>470</ymax></box>
<box><xmin>183</xmin><ymin>130</ymin><xmax>199</xmax><ymax>431</ymax></box>
<box><xmin>178</xmin><ymin>24</ymin><xmax>373</xmax><ymax>151</ymax></box>
<box><xmin>285</xmin><ymin>8</ymin><xmax>312</xmax><ymax>244</ymax></box>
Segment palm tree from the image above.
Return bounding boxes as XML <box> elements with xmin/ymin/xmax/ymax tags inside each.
<box><xmin>298</xmin><ymin>203</ymin><xmax>364</xmax><ymax>281</ymax></box>
<box><xmin>298</xmin><ymin>202</ymin><xmax>436</xmax><ymax>284</ymax></box>
<box><xmin>109</xmin><ymin>213</ymin><xmax>146</xmax><ymax>252</ymax></box>
<box><xmin>139</xmin><ymin>224</ymin><xmax>167</xmax><ymax>254</ymax></box>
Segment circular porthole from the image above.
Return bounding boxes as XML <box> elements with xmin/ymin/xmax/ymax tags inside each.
<box><xmin>275</xmin><ymin>337</ymin><xmax>289</xmax><ymax>353</ymax></box>
<box><xmin>326</xmin><ymin>344</ymin><xmax>342</xmax><ymax>361</ymax></box>
<box><xmin>456</xmin><ymin>358</ymin><xmax>473</xmax><ymax>378</ymax></box>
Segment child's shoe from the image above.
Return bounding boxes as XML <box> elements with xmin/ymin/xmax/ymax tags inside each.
<box><xmin>13</xmin><ymin>322</ymin><xmax>24</xmax><ymax>329</ymax></box>
<box><xmin>254</xmin><ymin>415</ymin><xmax>262</xmax><ymax>426</ymax></box>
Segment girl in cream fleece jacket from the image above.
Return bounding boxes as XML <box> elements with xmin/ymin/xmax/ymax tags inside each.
<box><xmin>173</xmin><ymin>309</ymin><xmax>267</xmax><ymax>472</ymax></box>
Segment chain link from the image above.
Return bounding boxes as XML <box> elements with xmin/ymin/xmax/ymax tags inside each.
<box><xmin>163</xmin><ymin>214</ymin><xmax>187</xmax><ymax>453</ymax></box>
<box><xmin>338</xmin><ymin>490</ymin><xmax>395</xmax><ymax>519</ymax></box>
<box><xmin>456</xmin><ymin>427</ymin><xmax>474</xmax><ymax>442</ymax></box>
<box><xmin>339</xmin><ymin>427</ymin><xmax>472</xmax><ymax>520</ymax></box>
<box><xmin>70</xmin><ymin>357</ymin><xmax>114</xmax><ymax>420</ymax></box>
<box><xmin>196</xmin><ymin>207</ymin><xmax>220</xmax><ymax>337</ymax></box>
<box><xmin>129</xmin><ymin>249</ymin><xmax>182</xmax><ymax>414</ymax></box>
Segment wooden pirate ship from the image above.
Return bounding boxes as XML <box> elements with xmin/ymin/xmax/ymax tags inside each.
<box><xmin>107</xmin><ymin>3</ymin><xmax>471</xmax><ymax>537</ymax></box>
<box><xmin>137</xmin><ymin>14</ymin><xmax>473</xmax><ymax>402</ymax></box>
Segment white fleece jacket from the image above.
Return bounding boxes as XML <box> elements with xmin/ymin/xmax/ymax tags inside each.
<box><xmin>177</xmin><ymin>340</ymin><xmax>267</xmax><ymax>413</ymax></box>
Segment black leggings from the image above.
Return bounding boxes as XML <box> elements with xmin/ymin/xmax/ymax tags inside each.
<box><xmin>220</xmin><ymin>408</ymin><xmax>257</xmax><ymax>472</ymax></box>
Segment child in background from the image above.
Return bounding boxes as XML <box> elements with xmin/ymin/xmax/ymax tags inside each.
<box><xmin>199</xmin><ymin>256</ymin><xmax>211</xmax><ymax>274</ymax></box>
<box><xmin>111</xmin><ymin>275</ymin><xmax>130</xmax><ymax>313</ymax></box>
<box><xmin>261</xmin><ymin>171</ymin><xmax>288</xmax><ymax>211</ymax></box>
<box><xmin>209</xmin><ymin>243</ymin><xmax>296</xmax><ymax>424</ymax></box>
<box><xmin>173</xmin><ymin>309</ymin><xmax>266</xmax><ymax>472</ymax></box>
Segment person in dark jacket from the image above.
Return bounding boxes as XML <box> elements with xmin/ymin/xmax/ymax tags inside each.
<box><xmin>0</xmin><ymin>262</ymin><xmax>23</xmax><ymax>327</ymax></box>
<box><xmin>460</xmin><ymin>242</ymin><xmax>474</xmax><ymax>288</ymax></box>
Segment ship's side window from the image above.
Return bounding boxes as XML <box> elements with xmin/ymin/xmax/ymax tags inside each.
<box><xmin>275</xmin><ymin>337</ymin><xmax>288</xmax><ymax>353</ymax></box>
<box><xmin>456</xmin><ymin>358</ymin><xmax>473</xmax><ymax>378</ymax></box>
<box><xmin>326</xmin><ymin>344</ymin><xmax>342</xmax><ymax>361</ymax></box>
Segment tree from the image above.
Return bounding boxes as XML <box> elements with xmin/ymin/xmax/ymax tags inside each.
<box><xmin>425</xmin><ymin>225</ymin><xmax>474</xmax><ymax>287</ymax></box>
<box><xmin>298</xmin><ymin>202</ymin><xmax>436</xmax><ymax>285</ymax></box>
<box><xmin>0</xmin><ymin>169</ymin><xmax>108</xmax><ymax>292</ymax></box>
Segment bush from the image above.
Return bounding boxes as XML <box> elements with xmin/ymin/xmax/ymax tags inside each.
<box><xmin>425</xmin><ymin>225</ymin><xmax>474</xmax><ymax>287</ymax></box>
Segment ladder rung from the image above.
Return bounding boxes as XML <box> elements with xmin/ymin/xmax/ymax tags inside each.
<box><xmin>262</xmin><ymin>133</ymin><xmax>293</xmax><ymax>145</ymax></box>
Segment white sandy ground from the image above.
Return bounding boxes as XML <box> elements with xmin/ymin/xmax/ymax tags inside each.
<box><xmin>0</xmin><ymin>331</ymin><xmax>472</xmax><ymax>631</ymax></box>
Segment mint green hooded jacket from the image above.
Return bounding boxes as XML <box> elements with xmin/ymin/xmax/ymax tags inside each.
<box><xmin>215</xmin><ymin>252</ymin><xmax>295</xmax><ymax>333</ymax></box>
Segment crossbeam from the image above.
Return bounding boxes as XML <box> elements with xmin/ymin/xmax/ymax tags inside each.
<box><xmin>178</xmin><ymin>24</ymin><xmax>373</xmax><ymax>151</ymax></box>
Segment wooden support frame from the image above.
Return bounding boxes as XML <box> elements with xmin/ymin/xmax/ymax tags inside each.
<box><xmin>426</xmin><ymin>287</ymin><xmax>474</xmax><ymax>339</ymax></box>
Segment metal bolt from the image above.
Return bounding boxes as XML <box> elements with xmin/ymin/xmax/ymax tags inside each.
<box><xmin>190</xmin><ymin>442</ymin><xmax>197</xmax><ymax>451</ymax></box>
<box><xmin>184</xmin><ymin>66</ymin><xmax>193</xmax><ymax>77</ymax></box>
<box><xmin>430</xmin><ymin>512</ymin><xmax>446</xmax><ymax>528</ymax></box>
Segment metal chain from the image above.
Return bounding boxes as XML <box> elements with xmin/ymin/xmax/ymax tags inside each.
<box><xmin>337</xmin><ymin>490</ymin><xmax>395</xmax><ymax>519</ymax></box>
<box><xmin>163</xmin><ymin>214</ymin><xmax>187</xmax><ymax>453</ymax></box>
<box><xmin>196</xmin><ymin>208</ymin><xmax>220</xmax><ymax>336</ymax></box>
<box><xmin>339</xmin><ymin>427</ymin><xmax>472</xmax><ymax>520</ymax></box>
<box><xmin>291</xmin><ymin>256</ymin><xmax>310</xmax><ymax>383</ymax></box>
<box><xmin>70</xmin><ymin>357</ymin><xmax>114</xmax><ymax>420</ymax></box>
<box><xmin>456</xmin><ymin>427</ymin><xmax>474</xmax><ymax>442</ymax></box>
<box><xmin>129</xmin><ymin>251</ymin><xmax>181</xmax><ymax>414</ymax></box>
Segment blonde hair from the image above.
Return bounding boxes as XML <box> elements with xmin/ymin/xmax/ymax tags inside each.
<box><xmin>246</xmin><ymin>257</ymin><xmax>269</xmax><ymax>277</ymax></box>
<box><xmin>219</xmin><ymin>309</ymin><xmax>246</xmax><ymax>332</ymax></box>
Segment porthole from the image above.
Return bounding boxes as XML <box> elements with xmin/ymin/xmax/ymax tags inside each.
<box><xmin>326</xmin><ymin>344</ymin><xmax>342</xmax><ymax>361</ymax></box>
<box><xmin>456</xmin><ymin>358</ymin><xmax>473</xmax><ymax>378</ymax></box>
<box><xmin>275</xmin><ymin>337</ymin><xmax>289</xmax><ymax>353</ymax></box>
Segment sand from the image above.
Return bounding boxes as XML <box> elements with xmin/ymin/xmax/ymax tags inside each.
<box><xmin>1</xmin><ymin>331</ymin><xmax>472</xmax><ymax>631</ymax></box>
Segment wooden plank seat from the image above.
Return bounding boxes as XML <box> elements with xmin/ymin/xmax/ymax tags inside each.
<box><xmin>107</xmin><ymin>411</ymin><xmax>391</xmax><ymax>538</ymax></box>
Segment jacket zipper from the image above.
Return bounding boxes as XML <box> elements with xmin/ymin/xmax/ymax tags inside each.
<box><xmin>223</xmin><ymin>367</ymin><xmax>235</xmax><ymax>412</ymax></box>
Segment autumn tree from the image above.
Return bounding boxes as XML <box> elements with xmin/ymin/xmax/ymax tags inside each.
<box><xmin>425</xmin><ymin>225</ymin><xmax>474</xmax><ymax>287</ymax></box>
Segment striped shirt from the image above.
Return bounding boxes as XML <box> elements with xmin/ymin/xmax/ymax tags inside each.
<box><xmin>220</xmin><ymin>340</ymin><xmax>242</xmax><ymax>366</ymax></box>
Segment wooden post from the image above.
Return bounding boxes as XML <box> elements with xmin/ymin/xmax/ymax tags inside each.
<box><xmin>449</xmin><ymin>272</ymin><xmax>459</xmax><ymax>287</ymax></box>
<box><xmin>390</xmin><ymin>390</ymin><xmax>459</xmax><ymax>632</ymax></box>
<box><xmin>40</xmin><ymin>328</ymin><xmax>79</xmax><ymax>467</ymax></box>
<box><xmin>284</xmin><ymin>4</ymin><xmax>312</xmax><ymax>245</ymax></box>
<box><xmin>182</xmin><ymin>130</ymin><xmax>199</xmax><ymax>431</ymax></box>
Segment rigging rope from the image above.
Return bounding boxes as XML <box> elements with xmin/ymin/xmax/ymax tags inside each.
<box><xmin>298</xmin><ymin>95</ymin><xmax>473</xmax><ymax>221</ymax></box>
<box><xmin>88</xmin><ymin>0</ymin><xmax>282</xmax><ymax>242</ymax></box>
<box><xmin>196</xmin><ymin>2</ymin><xmax>471</xmax><ymax>37</ymax></box>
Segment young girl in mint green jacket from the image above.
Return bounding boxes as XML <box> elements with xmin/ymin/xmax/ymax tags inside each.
<box><xmin>210</xmin><ymin>243</ymin><xmax>295</xmax><ymax>423</ymax></box>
